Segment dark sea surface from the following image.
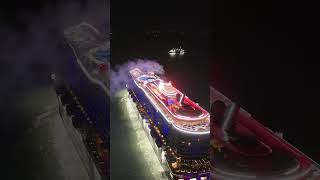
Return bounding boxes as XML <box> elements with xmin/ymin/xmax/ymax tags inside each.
<box><xmin>211</xmin><ymin>0</ymin><xmax>320</xmax><ymax>163</ymax></box>
<box><xmin>112</xmin><ymin>29</ymin><xmax>210</xmax><ymax>110</ymax></box>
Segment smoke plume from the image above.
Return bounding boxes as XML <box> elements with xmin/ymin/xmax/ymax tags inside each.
<box><xmin>110</xmin><ymin>59</ymin><xmax>164</xmax><ymax>95</ymax></box>
<box><xmin>0</xmin><ymin>0</ymin><xmax>109</xmax><ymax>108</ymax></box>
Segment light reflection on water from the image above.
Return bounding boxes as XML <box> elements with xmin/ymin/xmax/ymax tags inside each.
<box><xmin>111</xmin><ymin>90</ymin><xmax>169</xmax><ymax>180</ymax></box>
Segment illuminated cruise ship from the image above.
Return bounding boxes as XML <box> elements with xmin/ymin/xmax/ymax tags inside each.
<box><xmin>54</xmin><ymin>22</ymin><xmax>109</xmax><ymax>180</ymax></box>
<box><xmin>127</xmin><ymin>68</ymin><xmax>210</xmax><ymax>180</ymax></box>
<box><xmin>210</xmin><ymin>86</ymin><xmax>320</xmax><ymax>180</ymax></box>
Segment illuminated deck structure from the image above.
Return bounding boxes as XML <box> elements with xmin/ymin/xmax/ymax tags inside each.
<box><xmin>210</xmin><ymin>86</ymin><xmax>320</xmax><ymax>180</ymax></box>
<box><xmin>127</xmin><ymin>68</ymin><xmax>210</xmax><ymax>180</ymax></box>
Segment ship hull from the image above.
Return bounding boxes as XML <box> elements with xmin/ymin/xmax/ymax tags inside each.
<box><xmin>127</xmin><ymin>78</ymin><xmax>210</xmax><ymax>180</ymax></box>
<box><xmin>54</xmin><ymin>23</ymin><xmax>109</xmax><ymax>179</ymax></box>
<box><xmin>57</xmin><ymin>95</ymin><xmax>105</xmax><ymax>180</ymax></box>
<box><xmin>55</xmin><ymin>53</ymin><xmax>108</xmax><ymax>178</ymax></box>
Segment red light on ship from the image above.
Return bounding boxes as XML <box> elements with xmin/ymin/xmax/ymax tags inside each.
<box><xmin>98</xmin><ymin>63</ymin><xmax>108</xmax><ymax>72</ymax></box>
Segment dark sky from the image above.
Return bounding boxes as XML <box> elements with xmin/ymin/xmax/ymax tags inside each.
<box><xmin>210</xmin><ymin>1</ymin><xmax>320</xmax><ymax>162</ymax></box>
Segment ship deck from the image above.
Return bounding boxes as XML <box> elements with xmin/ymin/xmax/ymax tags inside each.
<box><xmin>147</xmin><ymin>83</ymin><xmax>206</xmax><ymax>119</ymax></box>
<box><xmin>63</xmin><ymin>22</ymin><xmax>109</xmax><ymax>91</ymax></box>
<box><xmin>135</xmin><ymin>79</ymin><xmax>209</xmax><ymax>134</ymax></box>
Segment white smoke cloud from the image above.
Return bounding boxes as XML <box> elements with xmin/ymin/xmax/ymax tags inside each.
<box><xmin>0</xmin><ymin>0</ymin><xmax>109</xmax><ymax>108</ymax></box>
<box><xmin>110</xmin><ymin>59</ymin><xmax>164</xmax><ymax>94</ymax></box>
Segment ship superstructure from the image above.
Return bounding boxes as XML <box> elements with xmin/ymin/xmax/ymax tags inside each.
<box><xmin>127</xmin><ymin>68</ymin><xmax>210</xmax><ymax>180</ymax></box>
<box><xmin>210</xmin><ymin>86</ymin><xmax>320</xmax><ymax>180</ymax></box>
<box><xmin>54</xmin><ymin>22</ymin><xmax>109</xmax><ymax>180</ymax></box>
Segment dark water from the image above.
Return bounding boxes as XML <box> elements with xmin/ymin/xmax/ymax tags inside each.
<box><xmin>112</xmin><ymin>30</ymin><xmax>210</xmax><ymax>109</ymax></box>
<box><xmin>111</xmin><ymin>2</ymin><xmax>320</xmax><ymax>164</ymax></box>
<box><xmin>211</xmin><ymin>1</ymin><xmax>320</xmax><ymax>162</ymax></box>
<box><xmin>0</xmin><ymin>88</ymin><xmax>63</xmax><ymax>180</ymax></box>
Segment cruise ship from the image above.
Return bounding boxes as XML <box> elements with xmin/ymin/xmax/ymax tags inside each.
<box><xmin>54</xmin><ymin>22</ymin><xmax>109</xmax><ymax>180</ymax></box>
<box><xmin>127</xmin><ymin>68</ymin><xmax>210</xmax><ymax>180</ymax></box>
<box><xmin>210</xmin><ymin>86</ymin><xmax>320</xmax><ymax>180</ymax></box>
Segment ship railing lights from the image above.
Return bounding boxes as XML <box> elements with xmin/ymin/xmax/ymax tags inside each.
<box><xmin>170</xmin><ymin>173</ymin><xmax>174</xmax><ymax>179</ymax></box>
<box><xmin>159</xmin><ymin>81</ymin><xmax>164</xmax><ymax>91</ymax></box>
<box><xmin>145</xmin><ymin>82</ymin><xmax>208</xmax><ymax>120</ymax></box>
<box><xmin>161</xmin><ymin>151</ymin><xmax>166</xmax><ymax>162</ymax></box>
<box><xmin>134</xmin><ymin>78</ymin><xmax>210</xmax><ymax>134</ymax></box>
<box><xmin>169</xmin><ymin>49</ymin><xmax>176</xmax><ymax>54</ymax></box>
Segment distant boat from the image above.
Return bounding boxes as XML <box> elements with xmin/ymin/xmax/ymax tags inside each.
<box><xmin>169</xmin><ymin>47</ymin><xmax>185</xmax><ymax>56</ymax></box>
